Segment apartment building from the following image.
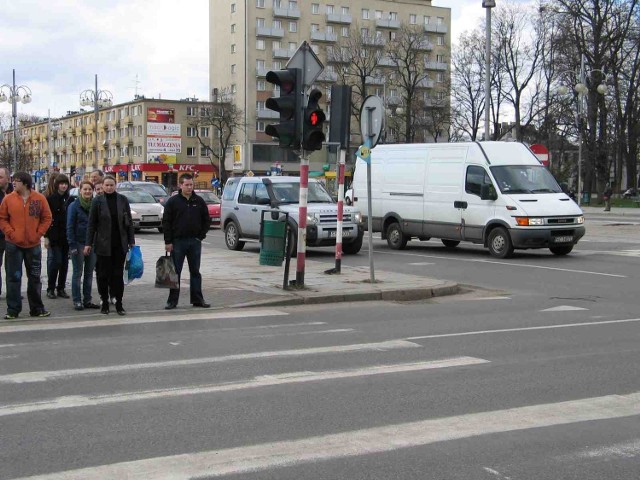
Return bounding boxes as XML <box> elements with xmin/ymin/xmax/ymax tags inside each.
<box><xmin>210</xmin><ymin>0</ymin><xmax>451</xmax><ymax>175</ymax></box>
<box><xmin>0</xmin><ymin>98</ymin><xmax>221</xmax><ymax>189</ymax></box>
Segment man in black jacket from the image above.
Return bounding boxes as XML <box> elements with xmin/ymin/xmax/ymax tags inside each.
<box><xmin>162</xmin><ymin>173</ymin><xmax>211</xmax><ymax>310</ymax></box>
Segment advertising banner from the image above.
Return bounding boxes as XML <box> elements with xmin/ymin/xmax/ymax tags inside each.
<box><xmin>147</xmin><ymin>153</ymin><xmax>177</xmax><ymax>164</ymax></box>
<box><xmin>147</xmin><ymin>108</ymin><xmax>175</xmax><ymax>123</ymax></box>
<box><xmin>147</xmin><ymin>123</ymin><xmax>181</xmax><ymax>136</ymax></box>
<box><xmin>147</xmin><ymin>137</ymin><xmax>182</xmax><ymax>153</ymax></box>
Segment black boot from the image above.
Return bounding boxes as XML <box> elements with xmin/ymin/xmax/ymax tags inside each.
<box><xmin>100</xmin><ymin>300</ymin><xmax>110</xmax><ymax>314</ymax></box>
<box><xmin>115</xmin><ymin>301</ymin><xmax>126</xmax><ymax>316</ymax></box>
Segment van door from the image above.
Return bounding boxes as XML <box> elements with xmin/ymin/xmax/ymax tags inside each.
<box><xmin>461</xmin><ymin>165</ymin><xmax>496</xmax><ymax>242</ymax></box>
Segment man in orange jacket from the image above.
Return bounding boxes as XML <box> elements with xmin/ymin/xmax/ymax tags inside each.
<box><xmin>0</xmin><ymin>171</ymin><xmax>53</xmax><ymax>319</ymax></box>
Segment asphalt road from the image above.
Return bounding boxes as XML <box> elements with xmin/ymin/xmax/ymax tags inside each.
<box><xmin>1</xmin><ymin>215</ymin><xmax>639</xmax><ymax>479</ymax></box>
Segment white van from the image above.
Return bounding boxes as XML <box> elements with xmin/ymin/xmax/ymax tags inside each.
<box><xmin>352</xmin><ymin>142</ymin><xmax>585</xmax><ymax>258</ymax></box>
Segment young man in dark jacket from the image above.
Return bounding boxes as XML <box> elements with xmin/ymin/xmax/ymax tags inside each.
<box><xmin>162</xmin><ymin>173</ymin><xmax>211</xmax><ymax>310</ymax></box>
<box><xmin>45</xmin><ymin>174</ymin><xmax>71</xmax><ymax>299</ymax></box>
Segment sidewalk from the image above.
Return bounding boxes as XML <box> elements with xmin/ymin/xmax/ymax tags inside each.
<box><xmin>581</xmin><ymin>205</ymin><xmax>640</xmax><ymax>218</ymax></box>
<box><xmin>0</xmin><ymin>237</ymin><xmax>458</xmax><ymax>322</ymax></box>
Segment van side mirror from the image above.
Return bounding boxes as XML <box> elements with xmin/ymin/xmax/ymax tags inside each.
<box><xmin>481</xmin><ymin>184</ymin><xmax>498</xmax><ymax>201</ymax></box>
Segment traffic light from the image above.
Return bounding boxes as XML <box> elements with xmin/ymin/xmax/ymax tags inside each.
<box><xmin>302</xmin><ymin>89</ymin><xmax>326</xmax><ymax>151</ymax></box>
<box><xmin>265</xmin><ymin>68</ymin><xmax>302</xmax><ymax>149</ymax></box>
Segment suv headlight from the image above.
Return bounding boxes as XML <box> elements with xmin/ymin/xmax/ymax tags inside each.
<box><xmin>577</xmin><ymin>216</ymin><xmax>584</xmax><ymax>224</ymax></box>
<box><xmin>306</xmin><ymin>213</ymin><xmax>318</xmax><ymax>225</ymax></box>
<box><xmin>354</xmin><ymin>211</ymin><xmax>362</xmax><ymax>223</ymax></box>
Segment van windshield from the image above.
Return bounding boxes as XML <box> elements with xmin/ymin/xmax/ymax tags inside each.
<box><xmin>271</xmin><ymin>182</ymin><xmax>334</xmax><ymax>204</ymax></box>
<box><xmin>490</xmin><ymin>165</ymin><xmax>562</xmax><ymax>194</ymax></box>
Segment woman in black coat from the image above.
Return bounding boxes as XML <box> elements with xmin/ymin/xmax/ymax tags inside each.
<box><xmin>45</xmin><ymin>174</ymin><xmax>70</xmax><ymax>299</ymax></box>
<box><xmin>84</xmin><ymin>176</ymin><xmax>135</xmax><ymax>315</ymax></box>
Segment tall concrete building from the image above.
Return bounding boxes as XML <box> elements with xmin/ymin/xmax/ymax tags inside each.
<box><xmin>209</xmin><ymin>0</ymin><xmax>451</xmax><ymax>176</ymax></box>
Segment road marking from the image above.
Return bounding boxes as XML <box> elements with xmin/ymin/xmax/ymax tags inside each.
<box><xmin>0</xmin><ymin>344</ymin><xmax>16</xmax><ymax>348</ymax></box>
<box><xmin>0</xmin><ymin>357</ymin><xmax>487</xmax><ymax>416</ymax></box>
<box><xmin>540</xmin><ymin>305</ymin><xmax>588</xmax><ymax>312</ymax></box>
<box><xmin>408</xmin><ymin>262</ymin><xmax>435</xmax><ymax>266</ymax></box>
<box><xmin>565</xmin><ymin>440</ymin><xmax>640</xmax><ymax>460</ymax></box>
<box><xmin>14</xmin><ymin>391</ymin><xmax>640</xmax><ymax>479</ymax></box>
<box><xmin>0</xmin><ymin>309</ymin><xmax>289</xmax><ymax>333</ymax></box>
<box><xmin>0</xmin><ymin>340</ymin><xmax>420</xmax><ymax>384</ymax></box>
<box><xmin>483</xmin><ymin>467</ymin><xmax>511</xmax><ymax>479</ymax></box>
<box><xmin>253</xmin><ymin>328</ymin><xmax>355</xmax><ymax>338</ymax></box>
<box><xmin>379</xmin><ymin>250</ymin><xmax>627</xmax><ymax>278</ymax></box>
<box><xmin>407</xmin><ymin>317</ymin><xmax>640</xmax><ymax>340</ymax></box>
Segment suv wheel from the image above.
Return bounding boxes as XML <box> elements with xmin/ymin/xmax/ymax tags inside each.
<box><xmin>343</xmin><ymin>235</ymin><xmax>363</xmax><ymax>254</ymax></box>
<box><xmin>225</xmin><ymin>221</ymin><xmax>245</xmax><ymax>251</ymax></box>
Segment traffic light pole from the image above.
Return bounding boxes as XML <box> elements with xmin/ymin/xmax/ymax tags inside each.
<box><xmin>295</xmin><ymin>155</ymin><xmax>309</xmax><ymax>287</ymax></box>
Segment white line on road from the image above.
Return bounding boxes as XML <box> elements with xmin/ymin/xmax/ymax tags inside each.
<box><xmin>0</xmin><ymin>357</ymin><xmax>487</xmax><ymax>417</ymax></box>
<box><xmin>253</xmin><ymin>328</ymin><xmax>355</xmax><ymax>338</ymax></box>
<box><xmin>0</xmin><ymin>309</ymin><xmax>288</xmax><ymax>333</ymax></box>
<box><xmin>407</xmin><ymin>317</ymin><xmax>640</xmax><ymax>340</ymax></box>
<box><xmin>379</xmin><ymin>250</ymin><xmax>627</xmax><ymax>277</ymax></box>
<box><xmin>0</xmin><ymin>340</ymin><xmax>420</xmax><ymax>384</ymax></box>
<box><xmin>13</xmin><ymin>390</ymin><xmax>640</xmax><ymax>479</ymax></box>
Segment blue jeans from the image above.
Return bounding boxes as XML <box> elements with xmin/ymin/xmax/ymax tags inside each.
<box><xmin>167</xmin><ymin>237</ymin><xmax>205</xmax><ymax>305</ymax></box>
<box><xmin>5</xmin><ymin>242</ymin><xmax>45</xmax><ymax>316</ymax></box>
<box><xmin>46</xmin><ymin>244</ymin><xmax>69</xmax><ymax>292</ymax></box>
<box><xmin>70</xmin><ymin>246</ymin><xmax>97</xmax><ymax>305</ymax></box>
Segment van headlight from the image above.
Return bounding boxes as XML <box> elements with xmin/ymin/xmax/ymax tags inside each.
<box><xmin>515</xmin><ymin>217</ymin><xmax>544</xmax><ymax>226</ymax></box>
<box><xmin>306</xmin><ymin>213</ymin><xmax>318</xmax><ymax>225</ymax></box>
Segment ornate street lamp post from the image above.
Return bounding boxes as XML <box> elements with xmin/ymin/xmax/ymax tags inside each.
<box><xmin>80</xmin><ymin>74</ymin><xmax>113</xmax><ymax>172</ymax></box>
<box><xmin>0</xmin><ymin>69</ymin><xmax>33</xmax><ymax>172</ymax></box>
<box><xmin>482</xmin><ymin>0</ymin><xmax>496</xmax><ymax>141</ymax></box>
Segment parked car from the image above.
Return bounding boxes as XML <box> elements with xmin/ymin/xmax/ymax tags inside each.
<box><xmin>119</xmin><ymin>190</ymin><xmax>164</xmax><ymax>232</ymax></box>
<box><xmin>170</xmin><ymin>189</ymin><xmax>221</xmax><ymax>228</ymax></box>
<box><xmin>117</xmin><ymin>181</ymin><xmax>171</xmax><ymax>204</ymax></box>
<box><xmin>221</xmin><ymin>176</ymin><xmax>364</xmax><ymax>254</ymax></box>
<box><xmin>623</xmin><ymin>187</ymin><xmax>638</xmax><ymax>198</ymax></box>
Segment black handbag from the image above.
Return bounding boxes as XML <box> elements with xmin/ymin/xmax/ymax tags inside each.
<box><xmin>155</xmin><ymin>253</ymin><xmax>179</xmax><ymax>289</ymax></box>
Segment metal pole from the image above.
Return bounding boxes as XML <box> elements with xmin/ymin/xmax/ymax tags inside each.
<box><xmin>12</xmin><ymin>69</ymin><xmax>18</xmax><ymax>172</ymax></box>
<box><xmin>365</xmin><ymin>107</ymin><xmax>375</xmax><ymax>284</ymax></box>
<box><xmin>484</xmin><ymin>6</ymin><xmax>492</xmax><ymax>141</ymax></box>
<box><xmin>94</xmin><ymin>74</ymin><xmax>99</xmax><ymax>170</ymax></box>
<box><xmin>577</xmin><ymin>54</ymin><xmax>585</xmax><ymax>206</ymax></box>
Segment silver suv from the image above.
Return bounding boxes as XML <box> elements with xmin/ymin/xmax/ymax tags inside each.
<box><xmin>221</xmin><ymin>176</ymin><xmax>364</xmax><ymax>254</ymax></box>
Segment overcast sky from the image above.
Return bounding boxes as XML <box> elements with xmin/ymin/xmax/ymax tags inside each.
<box><xmin>1</xmin><ymin>0</ymin><xmax>489</xmax><ymax>120</ymax></box>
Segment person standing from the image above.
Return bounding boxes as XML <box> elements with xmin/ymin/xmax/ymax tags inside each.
<box><xmin>603</xmin><ymin>183</ymin><xmax>613</xmax><ymax>212</ymax></box>
<box><xmin>162</xmin><ymin>173</ymin><xmax>211</xmax><ymax>310</ymax></box>
<box><xmin>0</xmin><ymin>167</ymin><xmax>12</xmax><ymax>299</ymax></box>
<box><xmin>66</xmin><ymin>181</ymin><xmax>99</xmax><ymax>311</ymax></box>
<box><xmin>93</xmin><ymin>179</ymin><xmax>104</xmax><ymax>196</ymax></box>
<box><xmin>84</xmin><ymin>176</ymin><xmax>135</xmax><ymax>315</ymax></box>
<box><xmin>44</xmin><ymin>174</ymin><xmax>71</xmax><ymax>299</ymax></box>
<box><xmin>0</xmin><ymin>172</ymin><xmax>52</xmax><ymax>319</ymax></box>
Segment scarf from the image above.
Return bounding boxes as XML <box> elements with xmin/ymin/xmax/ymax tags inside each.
<box><xmin>79</xmin><ymin>195</ymin><xmax>92</xmax><ymax>212</ymax></box>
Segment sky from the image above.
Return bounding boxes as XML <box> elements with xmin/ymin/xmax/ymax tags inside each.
<box><xmin>0</xmin><ymin>0</ymin><xmax>487</xmax><ymax>121</ymax></box>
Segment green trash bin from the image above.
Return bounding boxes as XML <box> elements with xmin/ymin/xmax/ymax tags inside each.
<box><xmin>260</xmin><ymin>219</ymin><xmax>287</xmax><ymax>266</ymax></box>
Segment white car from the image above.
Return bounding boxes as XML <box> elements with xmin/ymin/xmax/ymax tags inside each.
<box><xmin>120</xmin><ymin>190</ymin><xmax>164</xmax><ymax>233</ymax></box>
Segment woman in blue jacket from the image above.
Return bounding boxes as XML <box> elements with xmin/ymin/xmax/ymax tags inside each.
<box><xmin>66</xmin><ymin>181</ymin><xmax>99</xmax><ymax>310</ymax></box>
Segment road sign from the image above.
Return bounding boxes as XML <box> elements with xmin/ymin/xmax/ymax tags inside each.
<box><xmin>286</xmin><ymin>41</ymin><xmax>324</xmax><ymax>87</ymax></box>
<box><xmin>530</xmin><ymin>144</ymin><xmax>550</xmax><ymax>167</ymax></box>
<box><xmin>359</xmin><ymin>96</ymin><xmax>384</xmax><ymax>148</ymax></box>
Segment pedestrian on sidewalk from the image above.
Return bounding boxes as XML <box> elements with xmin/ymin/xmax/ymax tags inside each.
<box><xmin>44</xmin><ymin>174</ymin><xmax>71</xmax><ymax>300</ymax></box>
<box><xmin>0</xmin><ymin>167</ymin><xmax>12</xmax><ymax>299</ymax></box>
<box><xmin>0</xmin><ymin>172</ymin><xmax>52</xmax><ymax>319</ymax></box>
<box><xmin>603</xmin><ymin>183</ymin><xmax>613</xmax><ymax>212</ymax></box>
<box><xmin>162</xmin><ymin>173</ymin><xmax>211</xmax><ymax>310</ymax></box>
<box><xmin>84</xmin><ymin>175</ymin><xmax>135</xmax><ymax>316</ymax></box>
<box><xmin>67</xmin><ymin>181</ymin><xmax>99</xmax><ymax>311</ymax></box>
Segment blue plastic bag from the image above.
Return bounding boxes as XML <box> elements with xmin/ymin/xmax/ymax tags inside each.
<box><xmin>124</xmin><ymin>246</ymin><xmax>144</xmax><ymax>285</ymax></box>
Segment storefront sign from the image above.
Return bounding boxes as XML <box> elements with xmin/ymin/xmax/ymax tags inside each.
<box><xmin>147</xmin><ymin>108</ymin><xmax>175</xmax><ymax>123</ymax></box>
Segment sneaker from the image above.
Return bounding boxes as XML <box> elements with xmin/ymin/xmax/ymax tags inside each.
<box><xmin>4</xmin><ymin>313</ymin><xmax>18</xmax><ymax>320</ymax></box>
<box><xmin>74</xmin><ymin>303</ymin><xmax>85</xmax><ymax>311</ymax></box>
<box><xmin>30</xmin><ymin>310</ymin><xmax>51</xmax><ymax>318</ymax></box>
<box><xmin>56</xmin><ymin>289</ymin><xmax>70</xmax><ymax>299</ymax></box>
<box><xmin>46</xmin><ymin>290</ymin><xmax>57</xmax><ymax>299</ymax></box>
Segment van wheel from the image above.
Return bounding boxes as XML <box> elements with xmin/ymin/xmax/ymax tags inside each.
<box><xmin>386</xmin><ymin>222</ymin><xmax>408</xmax><ymax>250</ymax></box>
<box><xmin>441</xmin><ymin>239</ymin><xmax>460</xmax><ymax>248</ymax></box>
<box><xmin>343</xmin><ymin>235</ymin><xmax>363</xmax><ymax>254</ymax></box>
<box><xmin>488</xmin><ymin>227</ymin><xmax>514</xmax><ymax>258</ymax></box>
<box><xmin>549</xmin><ymin>245</ymin><xmax>573</xmax><ymax>255</ymax></box>
<box><xmin>224</xmin><ymin>221</ymin><xmax>245</xmax><ymax>251</ymax></box>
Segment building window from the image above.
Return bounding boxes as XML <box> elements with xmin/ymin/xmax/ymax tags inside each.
<box><xmin>200</xmin><ymin>146</ymin><xmax>209</xmax><ymax>156</ymax></box>
<box><xmin>273</xmin><ymin>19</ymin><xmax>282</xmax><ymax>29</ymax></box>
<box><xmin>436</xmin><ymin>54</ymin><xmax>445</xmax><ymax>63</ymax></box>
<box><xmin>138</xmin><ymin>125</ymin><xmax>143</xmax><ymax>136</ymax></box>
<box><xmin>256</xmin><ymin>39</ymin><xmax>265</xmax><ymax>50</ymax></box>
<box><xmin>341</xmin><ymin>26</ymin><xmax>348</xmax><ymax>37</ymax></box>
<box><xmin>256</xmin><ymin>0</ymin><xmax>265</xmax><ymax>7</ymax></box>
<box><xmin>187</xmin><ymin>147</ymin><xmax>196</xmax><ymax>157</ymax></box>
<box><xmin>342</xmin><ymin>6</ymin><xmax>349</xmax><ymax>15</ymax></box>
<box><xmin>187</xmin><ymin>127</ymin><xmax>197</xmax><ymax>137</ymax></box>
<box><xmin>289</xmin><ymin>21</ymin><xmax>297</xmax><ymax>32</ymax></box>
<box><xmin>327</xmin><ymin>25</ymin><xmax>334</xmax><ymax>34</ymax></box>
<box><xmin>311</xmin><ymin>23</ymin><xmax>319</xmax><ymax>32</ymax></box>
<box><xmin>326</xmin><ymin>5</ymin><xmax>334</xmax><ymax>14</ymax></box>
<box><xmin>257</xmin><ymin>80</ymin><xmax>266</xmax><ymax>90</ymax></box>
<box><xmin>231</xmin><ymin>44</ymin><xmax>236</xmax><ymax>53</ymax></box>
<box><xmin>389</xmin><ymin>12</ymin><xmax>398</xmax><ymax>20</ymax></box>
<box><xmin>288</xmin><ymin>42</ymin><xmax>296</xmax><ymax>50</ymax></box>
<box><xmin>437</xmin><ymin>35</ymin><xmax>444</xmax><ymax>46</ymax></box>
<box><xmin>256</xmin><ymin>18</ymin><xmax>265</xmax><ymax>28</ymax></box>
<box><xmin>231</xmin><ymin>3</ymin><xmax>236</xmax><ymax>13</ymax></box>
<box><xmin>231</xmin><ymin>84</ymin><xmax>237</xmax><ymax>93</ymax></box>
<box><xmin>311</xmin><ymin>3</ymin><xmax>319</xmax><ymax>14</ymax></box>
<box><xmin>437</xmin><ymin>72</ymin><xmax>445</xmax><ymax>83</ymax></box>
<box><xmin>289</xmin><ymin>1</ymin><xmax>297</xmax><ymax>9</ymax></box>
<box><xmin>410</xmin><ymin>14</ymin><xmax>417</xmax><ymax>24</ymax></box>
<box><xmin>256</xmin><ymin>101</ymin><xmax>265</xmax><ymax>111</ymax></box>
<box><xmin>187</xmin><ymin>107</ymin><xmax>197</xmax><ymax>116</ymax></box>
<box><xmin>201</xmin><ymin>127</ymin><xmax>210</xmax><ymax>137</ymax></box>
<box><xmin>256</xmin><ymin>121</ymin><xmax>265</xmax><ymax>132</ymax></box>
<box><xmin>361</xmin><ymin>28</ymin><xmax>369</xmax><ymax>38</ymax></box>
<box><xmin>273</xmin><ymin>0</ymin><xmax>281</xmax><ymax>7</ymax></box>
<box><xmin>389</xmin><ymin>31</ymin><xmax>396</xmax><ymax>40</ymax></box>
<box><xmin>272</xmin><ymin>40</ymin><xmax>281</xmax><ymax>50</ymax></box>
<box><xmin>231</xmin><ymin>24</ymin><xmax>236</xmax><ymax>33</ymax></box>
<box><xmin>273</xmin><ymin>61</ymin><xmax>282</xmax><ymax>69</ymax></box>
<box><xmin>424</xmin><ymin>16</ymin><xmax>431</xmax><ymax>25</ymax></box>
<box><xmin>437</xmin><ymin>16</ymin><xmax>444</xmax><ymax>25</ymax></box>
<box><xmin>362</xmin><ymin>9</ymin><xmax>369</xmax><ymax>19</ymax></box>
<box><xmin>375</xmin><ymin>10</ymin><xmax>382</xmax><ymax>19</ymax></box>
<box><xmin>256</xmin><ymin>59</ymin><xmax>265</xmax><ymax>70</ymax></box>
<box><xmin>231</xmin><ymin>64</ymin><xmax>236</xmax><ymax>74</ymax></box>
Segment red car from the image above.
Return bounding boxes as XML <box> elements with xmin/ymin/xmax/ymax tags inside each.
<box><xmin>171</xmin><ymin>189</ymin><xmax>221</xmax><ymax>228</ymax></box>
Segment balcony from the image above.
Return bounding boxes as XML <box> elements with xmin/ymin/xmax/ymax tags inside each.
<box><xmin>273</xmin><ymin>6</ymin><xmax>300</xmax><ymax>19</ymax></box>
<box><xmin>326</xmin><ymin>13</ymin><xmax>352</xmax><ymax>24</ymax></box>
<box><xmin>424</xmin><ymin>23</ymin><xmax>448</xmax><ymax>34</ymax></box>
<box><xmin>378</xmin><ymin>56</ymin><xmax>396</xmax><ymax>67</ymax></box>
<box><xmin>310</xmin><ymin>31</ymin><xmax>337</xmax><ymax>42</ymax></box>
<box><xmin>425</xmin><ymin>61</ymin><xmax>448</xmax><ymax>71</ymax></box>
<box><xmin>113</xmin><ymin>137</ymin><xmax>121</xmax><ymax>146</ymax></box>
<box><xmin>375</xmin><ymin>18</ymin><xmax>401</xmax><ymax>29</ymax></box>
<box><xmin>256</xmin><ymin>67</ymin><xmax>269</xmax><ymax>77</ymax></box>
<box><xmin>317</xmin><ymin>71</ymin><xmax>338</xmax><ymax>82</ymax></box>
<box><xmin>257</xmin><ymin>108</ymin><xmax>279</xmax><ymax>120</ymax></box>
<box><xmin>256</xmin><ymin>26</ymin><xmax>284</xmax><ymax>38</ymax></box>
<box><xmin>75</xmin><ymin>126</ymin><xmax>85</xmax><ymax>136</ymax></box>
<box><xmin>365</xmin><ymin>76</ymin><xmax>385</xmax><ymax>85</ymax></box>
<box><xmin>273</xmin><ymin>48</ymin><xmax>293</xmax><ymax>59</ymax></box>
<box><xmin>123</xmin><ymin>136</ymin><xmax>133</xmax><ymax>144</ymax></box>
<box><xmin>85</xmin><ymin>124</ymin><xmax>94</xmax><ymax>133</ymax></box>
<box><xmin>362</xmin><ymin>36</ymin><xmax>385</xmax><ymax>47</ymax></box>
<box><xmin>417</xmin><ymin>78</ymin><xmax>435</xmax><ymax>88</ymax></box>
<box><xmin>416</xmin><ymin>40</ymin><xmax>434</xmax><ymax>51</ymax></box>
<box><xmin>326</xmin><ymin>52</ymin><xmax>349</xmax><ymax>64</ymax></box>
<box><xmin>98</xmin><ymin>121</ymin><xmax>108</xmax><ymax>130</ymax></box>
<box><xmin>124</xmin><ymin>115</ymin><xmax>133</xmax><ymax>124</ymax></box>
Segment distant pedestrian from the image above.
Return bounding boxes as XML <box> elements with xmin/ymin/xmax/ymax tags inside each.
<box><xmin>162</xmin><ymin>173</ymin><xmax>211</xmax><ymax>310</ymax></box>
<box><xmin>84</xmin><ymin>175</ymin><xmax>135</xmax><ymax>315</ymax></box>
<box><xmin>603</xmin><ymin>183</ymin><xmax>613</xmax><ymax>212</ymax></box>
<box><xmin>0</xmin><ymin>167</ymin><xmax>12</xmax><ymax>299</ymax></box>
<box><xmin>66</xmin><ymin>181</ymin><xmax>99</xmax><ymax>311</ymax></box>
<box><xmin>45</xmin><ymin>174</ymin><xmax>71</xmax><ymax>299</ymax></box>
<box><xmin>0</xmin><ymin>172</ymin><xmax>52</xmax><ymax>319</ymax></box>
<box><xmin>43</xmin><ymin>173</ymin><xmax>60</xmax><ymax>197</ymax></box>
<box><xmin>94</xmin><ymin>179</ymin><xmax>104</xmax><ymax>196</ymax></box>
<box><xmin>90</xmin><ymin>169</ymin><xmax>105</xmax><ymax>186</ymax></box>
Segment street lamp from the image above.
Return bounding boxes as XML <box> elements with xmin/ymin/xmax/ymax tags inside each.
<box><xmin>557</xmin><ymin>54</ymin><xmax>608</xmax><ymax>206</ymax></box>
<box><xmin>0</xmin><ymin>69</ymin><xmax>33</xmax><ymax>172</ymax></box>
<box><xmin>482</xmin><ymin>0</ymin><xmax>496</xmax><ymax>141</ymax></box>
<box><xmin>79</xmin><ymin>74</ymin><xmax>113</xmax><ymax>172</ymax></box>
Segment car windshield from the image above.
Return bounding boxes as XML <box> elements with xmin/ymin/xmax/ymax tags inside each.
<box><xmin>122</xmin><ymin>191</ymin><xmax>157</xmax><ymax>204</ymax></box>
<box><xmin>121</xmin><ymin>183</ymin><xmax>167</xmax><ymax>197</ymax></box>
<box><xmin>271</xmin><ymin>181</ymin><xmax>334</xmax><ymax>204</ymax></box>
<box><xmin>490</xmin><ymin>165</ymin><xmax>562</xmax><ymax>194</ymax></box>
<box><xmin>198</xmin><ymin>192</ymin><xmax>221</xmax><ymax>204</ymax></box>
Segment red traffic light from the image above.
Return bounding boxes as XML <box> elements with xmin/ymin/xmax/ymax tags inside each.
<box><xmin>310</xmin><ymin>112</ymin><xmax>319</xmax><ymax>126</ymax></box>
